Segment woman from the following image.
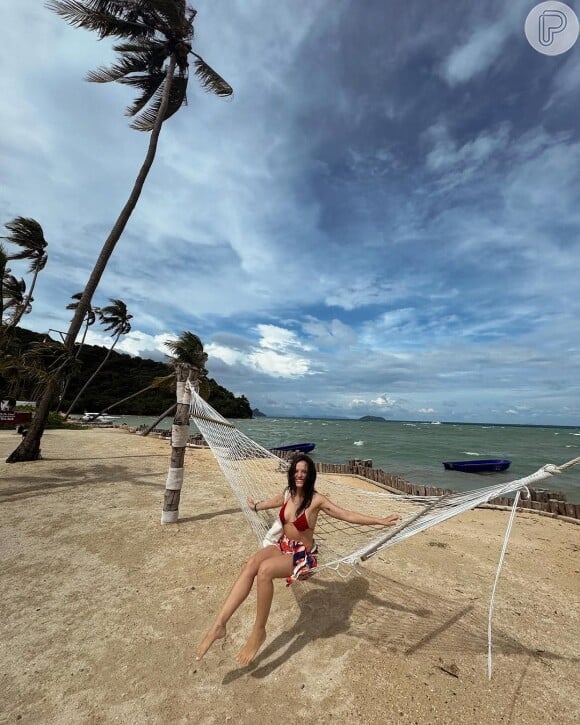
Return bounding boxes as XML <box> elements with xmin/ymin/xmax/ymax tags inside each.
<box><xmin>195</xmin><ymin>453</ymin><xmax>400</xmax><ymax>665</ymax></box>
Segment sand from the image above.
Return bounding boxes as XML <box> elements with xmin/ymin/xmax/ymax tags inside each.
<box><xmin>0</xmin><ymin>427</ymin><xmax>579</xmax><ymax>725</ymax></box>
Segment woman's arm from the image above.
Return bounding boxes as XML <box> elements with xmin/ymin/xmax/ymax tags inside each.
<box><xmin>247</xmin><ymin>492</ymin><xmax>285</xmax><ymax>513</ymax></box>
<box><xmin>318</xmin><ymin>494</ymin><xmax>400</xmax><ymax>526</ymax></box>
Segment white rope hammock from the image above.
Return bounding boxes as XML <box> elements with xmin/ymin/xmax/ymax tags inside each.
<box><xmin>187</xmin><ymin>385</ymin><xmax>579</xmax><ymax>676</ymax></box>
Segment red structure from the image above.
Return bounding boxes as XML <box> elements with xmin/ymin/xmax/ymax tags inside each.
<box><xmin>0</xmin><ymin>411</ymin><xmax>33</xmax><ymax>429</ymax></box>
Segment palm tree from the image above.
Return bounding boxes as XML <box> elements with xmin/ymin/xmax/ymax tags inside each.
<box><xmin>67</xmin><ymin>292</ymin><xmax>98</xmax><ymax>351</ymax></box>
<box><xmin>64</xmin><ymin>299</ymin><xmax>132</xmax><ymax>418</ymax></box>
<box><xmin>7</xmin><ymin>2</ymin><xmax>231</xmax><ymax>462</ymax></box>
<box><xmin>161</xmin><ymin>331</ymin><xmax>208</xmax><ymax>523</ymax></box>
<box><xmin>1</xmin><ymin>217</ymin><xmax>48</xmax><ymax>330</ymax></box>
<box><xmin>100</xmin><ymin>372</ymin><xmax>174</xmax><ymax>414</ymax></box>
<box><xmin>2</xmin><ymin>273</ymin><xmax>27</xmax><ymax>324</ymax></box>
<box><xmin>0</xmin><ymin>244</ymin><xmax>7</xmax><ymax>328</ymax></box>
<box><xmin>56</xmin><ymin>292</ymin><xmax>99</xmax><ymax>410</ymax></box>
<box><xmin>1</xmin><ymin>336</ymin><xmax>77</xmax><ymax>409</ymax></box>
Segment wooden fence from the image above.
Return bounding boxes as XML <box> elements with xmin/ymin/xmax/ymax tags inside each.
<box><xmin>273</xmin><ymin>451</ymin><xmax>580</xmax><ymax>522</ymax></box>
<box><xmin>138</xmin><ymin>427</ymin><xmax>580</xmax><ymax>523</ymax></box>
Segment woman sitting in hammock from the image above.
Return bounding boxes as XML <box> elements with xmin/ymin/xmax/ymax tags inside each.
<box><xmin>196</xmin><ymin>453</ymin><xmax>400</xmax><ymax>665</ymax></box>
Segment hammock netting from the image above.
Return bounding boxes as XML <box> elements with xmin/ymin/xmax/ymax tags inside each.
<box><xmin>188</xmin><ymin>388</ymin><xmax>579</xmax><ymax>577</ymax></box>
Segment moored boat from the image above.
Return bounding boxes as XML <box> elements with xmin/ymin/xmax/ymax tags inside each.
<box><xmin>80</xmin><ymin>412</ymin><xmax>120</xmax><ymax>424</ymax></box>
<box><xmin>271</xmin><ymin>442</ymin><xmax>316</xmax><ymax>454</ymax></box>
<box><xmin>443</xmin><ymin>459</ymin><xmax>511</xmax><ymax>473</ymax></box>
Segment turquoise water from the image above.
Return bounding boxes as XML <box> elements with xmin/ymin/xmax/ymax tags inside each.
<box><xmin>114</xmin><ymin>415</ymin><xmax>580</xmax><ymax>502</ymax></box>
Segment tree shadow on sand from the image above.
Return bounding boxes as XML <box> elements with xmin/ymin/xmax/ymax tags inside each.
<box><xmin>223</xmin><ymin>565</ymin><xmax>577</xmax><ymax>684</ymax></box>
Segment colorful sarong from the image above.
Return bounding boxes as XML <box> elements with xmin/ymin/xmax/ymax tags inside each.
<box><xmin>278</xmin><ymin>535</ymin><xmax>318</xmax><ymax>585</ymax></box>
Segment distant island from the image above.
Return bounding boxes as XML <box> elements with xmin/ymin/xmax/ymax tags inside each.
<box><xmin>359</xmin><ymin>415</ymin><xmax>386</xmax><ymax>422</ymax></box>
<box><xmin>252</xmin><ymin>408</ymin><xmax>267</xmax><ymax>418</ymax></box>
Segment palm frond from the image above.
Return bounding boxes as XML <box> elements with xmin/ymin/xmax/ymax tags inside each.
<box><xmin>130</xmin><ymin>74</ymin><xmax>188</xmax><ymax>130</ymax></box>
<box><xmin>86</xmin><ymin>51</ymin><xmax>153</xmax><ymax>83</ymax></box>
<box><xmin>192</xmin><ymin>53</ymin><xmax>233</xmax><ymax>97</ymax></box>
<box><xmin>46</xmin><ymin>1</ymin><xmax>155</xmax><ymax>41</ymax></box>
<box><xmin>98</xmin><ymin>298</ymin><xmax>133</xmax><ymax>334</ymax></box>
<box><xmin>4</xmin><ymin>338</ymin><xmax>77</xmax><ymax>387</ymax></box>
<box><xmin>120</xmin><ymin>70</ymin><xmax>166</xmax><ymax>116</ymax></box>
<box><xmin>49</xmin><ymin>1</ymin><xmax>232</xmax><ymax>131</ymax></box>
<box><xmin>65</xmin><ymin>292</ymin><xmax>83</xmax><ymax>310</ymax></box>
<box><xmin>148</xmin><ymin>0</ymin><xmax>188</xmax><ymax>30</ymax></box>
<box><xmin>2</xmin><ymin>217</ymin><xmax>48</xmax><ymax>261</ymax></box>
<box><xmin>111</xmin><ymin>39</ymin><xmax>157</xmax><ymax>53</ymax></box>
<box><xmin>165</xmin><ymin>331</ymin><xmax>208</xmax><ymax>369</ymax></box>
<box><xmin>66</xmin><ymin>291</ymin><xmax>97</xmax><ymax>324</ymax></box>
<box><xmin>2</xmin><ymin>275</ymin><xmax>26</xmax><ymax>303</ymax></box>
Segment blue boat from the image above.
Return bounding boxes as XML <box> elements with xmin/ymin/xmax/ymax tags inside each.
<box><xmin>443</xmin><ymin>459</ymin><xmax>511</xmax><ymax>473</ymax></box>
<box><xmin>271</xmin><ymin>442</ymin><xmax>316</xmax><ymax>454</ymax></box>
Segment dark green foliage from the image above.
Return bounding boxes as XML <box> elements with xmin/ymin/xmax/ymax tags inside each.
<box><xmin>1</xmin><ymin>327</ymin><xmax>252</xmax><ymax>418</ymax></box>
<box><xmin>46</xmin><ymin>411</ymin><xmax>84</xmax><ymax>429</ymax></box>
<box><xmin>207</xmin><ymin>379</ymin><xmax>252</xmax><ymax>419</ymax></box>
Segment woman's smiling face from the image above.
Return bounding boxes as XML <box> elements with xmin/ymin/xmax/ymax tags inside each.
<box><xmin>294</xmin><ymin>460</ymin><xmax>308</xmax><ymax>487</ymax></box>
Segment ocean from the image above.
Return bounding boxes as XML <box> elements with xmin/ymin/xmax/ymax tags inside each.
<box><xmin>111</xmin><ymin>414</ymin><xmax>580</xmax><ymax>503</ymax></box>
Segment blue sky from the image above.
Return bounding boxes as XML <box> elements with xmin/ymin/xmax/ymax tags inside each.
<box><xmin>2</xmin><ymin>0</ymin><xmax>580</xmax><ymax>424</ymax></box>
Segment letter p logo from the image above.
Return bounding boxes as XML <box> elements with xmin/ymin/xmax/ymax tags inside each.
<box><xmin>525</xmin><ymin>2</ymin><xmax>579</xmax><ymax>55</ymax></box>
<box><xmin>539</xmin><ymin>10</ymin><xmax>567</xmax><ymax>46</ymax></box>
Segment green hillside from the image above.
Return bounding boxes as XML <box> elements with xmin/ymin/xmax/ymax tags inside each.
<box><xmin>0</xmin><ymin>328</ymin><xmax>252</xmax><ymax>418</ymax></box>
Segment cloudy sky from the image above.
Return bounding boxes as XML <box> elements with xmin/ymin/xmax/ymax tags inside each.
<box><xmin>2</xmin><ymin>0</ymin><xmax>580</xmax><ymax>424</ymax></box>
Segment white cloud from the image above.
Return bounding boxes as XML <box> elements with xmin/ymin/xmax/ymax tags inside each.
<box><xmin>247</xmin><ymin>349</ymin><xmax>311</xmax><ymax>378</ymax></box>
<box><xmin>3</xmin><ymin>0</ymin><xmax>580</xmax><ymax>425</ymax></box>
<box><xmin>441</xmin><ymin>24</ymin><xmax>508</xmax><ymax>85</ymax></box>
<box><xmin>425</xmin><ymin>122</ymin><xmax>510</xmax><ymax>172</ymax></box>
<box><xmin>206</xmin><ymin>343</ymin><xmax>244</xmax><ymax>366</ymax></box>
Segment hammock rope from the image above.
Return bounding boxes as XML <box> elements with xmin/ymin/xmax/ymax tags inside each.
<box><xmin>188</xmin><ymin>386</ymin><xmax>578</xmax><ymax>573</ymax></box>
<box><xmin>187</xmin><ymin>385</ymin><xmax>579</xmax><ymax>677</ymax></box>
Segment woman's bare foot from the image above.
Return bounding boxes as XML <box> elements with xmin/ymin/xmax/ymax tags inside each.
<box><xmin>196</xmin><ymin>623</ymin><xmax>226</xmax><ymax>660</ymax></box>
<box><xmin>236</xmin><ymin>626</ymin><xmax>266</xmax><ymax>665</ymax></box>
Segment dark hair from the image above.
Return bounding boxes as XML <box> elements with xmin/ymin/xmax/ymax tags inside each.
<box><xmin>287</xmin><ymin>453</ymin><xmax>317</xmax><ymax>515</ymax></box>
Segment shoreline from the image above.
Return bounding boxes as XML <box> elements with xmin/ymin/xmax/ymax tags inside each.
<box><xmin>1</xmin><ymin>427</ymin><xmax>579</xmax><ymax>724</ymax></box>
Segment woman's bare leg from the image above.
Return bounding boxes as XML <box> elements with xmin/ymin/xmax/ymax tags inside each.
<box><xmin>196</xmin><ymin>547</ymin><xmax>279</xmax><ymax>660</ymax></box>
<box><xmin>236</xmin><ymin>553</ymin><xmax>293</xmax><ymax>665</ymax></box>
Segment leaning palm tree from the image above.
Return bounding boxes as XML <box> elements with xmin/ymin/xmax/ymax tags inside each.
<box><xmin>67</xmin><ymin>292</ymin><xmax>98</xmax><ymax>351</ymax></box>
<box><xmin>100</xmin><ymin>372</ymin><xmax>174</xmax><ymax>414</ymax></box>
<box><xmin>2</xmin><ymin>274</ymin><xmax>27</xmax><ymax>325</ymax></box>
<box><xmin>1</xmin><ymin>217</ymin><xmax>48</xmax><ymax>330</ymax></box>
<box><xmin>57</xmin><ymin>292</ymin><xmax>99</xmax><ymax>410</ymax></box>
<box><xmin>161</xmin><ymin>331</ymin><xmax>208</xmax><ymax>523</ymax></box>
<box><xmin>64</xmin><ymin>299</ymin><xmax>133</xmax><ymax>418</ymax></box>
<box><xmin>0</xmin><ymin>244</ymin><xmax>8</xmax><ymax>328</ymax></box>
<box><xmin>8</xmin><ymin>2</ymin><xmax>231</xmax><ymax>462</ymax></box>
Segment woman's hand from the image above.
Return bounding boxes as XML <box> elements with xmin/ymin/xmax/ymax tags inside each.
<box><xmin>247</xmin><ymin>498</ymin><xmax>257</xmax><ymax>511</ymax></box>
<box><xmin>380</xmin><ymin>514</ymin><xmax>401</xmax><ymax>526</ymax></box>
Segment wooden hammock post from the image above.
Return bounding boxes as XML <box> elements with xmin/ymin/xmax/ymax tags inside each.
<box><xmin>161</xmin><ymin>364</ymin><xmax>194</xmax><ymax>524</ymax></box>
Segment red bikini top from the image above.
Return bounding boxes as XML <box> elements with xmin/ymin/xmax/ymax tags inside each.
<box><xmin>279</xmin><ymin>499</ymin><xmax>311</xmax><ymax>532</ymax></box>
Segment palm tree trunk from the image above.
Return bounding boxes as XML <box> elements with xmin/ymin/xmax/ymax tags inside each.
<box><xmin>161</xmin><ymin>364</ymin><xmax>193</xmax><ymax>524</ymax></box>
<box><xmin>6</xmin><ymin>264</ymin><xmax>41</xmax><ymax>331</ymax></box>
<box><xmin>138</xmin><ymin>402</ymin><xmax>176</xmax><ymax>437</ymax></box>
<box><xmin>5</xmin><ymin>378</ymin><xmax>57</xmax><ymax>461</ymax></box>
<box><xmin>0</xmin><ymin>251</ymin><xmax>7</xmax><ymax>325</ymax></box>
<box><xmin>63</xmin><ymin>329</ymin><xmax>123</xmax><ymax>419</ymax></box>
<box><xmin>100</xmin><ymin>382</ymin><xmax>165</xmax><ymax>414</ymax></box>
<box><xmin>57</xmin><ymin>316</ymin><xmax>92</xmax><ymax>412</ymax></box>
<box><xmin>6</xmin><ymin>57</ymin><xmax>177</xmax><ymax>463</ymax></box>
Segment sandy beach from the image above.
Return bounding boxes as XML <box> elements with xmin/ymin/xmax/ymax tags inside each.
<box><xmin>1</xmin><ymin>427</ymin><xmax>579</xmax><ymax>725</ymax></box>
